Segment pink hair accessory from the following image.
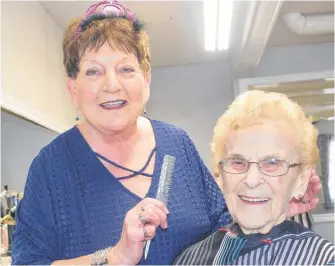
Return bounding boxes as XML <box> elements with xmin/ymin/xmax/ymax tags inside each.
<box><xmin>74</xmin><ymin>0</ymin><xmax>137</xmax><ymax>39</ymax></box>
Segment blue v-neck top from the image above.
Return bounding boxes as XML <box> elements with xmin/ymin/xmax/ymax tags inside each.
<box><xmin>12</xmin><ymin>119</ymin><xmax>232</xmax><ymax>265</ymax></box>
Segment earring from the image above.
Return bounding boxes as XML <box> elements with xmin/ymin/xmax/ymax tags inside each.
<box><xmin>143</xmin><ymin>105</ymin><xmax>147</xmax><ymax>116</ymax></box>
<box><xmin>75</xmin><ymin>109</ymin><xmax>80</xmax><ymax>121</ymax></box>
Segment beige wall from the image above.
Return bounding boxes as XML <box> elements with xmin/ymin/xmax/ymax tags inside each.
<box><xmin>1</xmin><ymin>1</ymin><xmax>75</xmax><ymax>133</ymax></box>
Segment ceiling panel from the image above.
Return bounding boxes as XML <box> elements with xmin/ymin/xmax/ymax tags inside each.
<box><xmin>279</xmin><ymin>1</ymin><xmax>334</xmax><ymax>14</ymax></box>
<box><xmin>267</xmin><ymin>1</ymin><xmax>334</xmax><ymax>47</ymax></box>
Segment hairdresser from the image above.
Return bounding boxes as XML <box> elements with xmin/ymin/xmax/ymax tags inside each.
<box><xmin>11</xmin><ymin>1</ymin><xmax>322</xmax><ymax>265</ymax></box>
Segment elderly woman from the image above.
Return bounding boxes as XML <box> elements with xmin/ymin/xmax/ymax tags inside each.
<box><xmin>11</xmin><ymin>1</ymin><xmax>321</xmax><ymax>265</ymax></box>
<box><xmin>174</xmin><ymin>90</ymin><xmax>334</xmax><ymax>265</ymax></box>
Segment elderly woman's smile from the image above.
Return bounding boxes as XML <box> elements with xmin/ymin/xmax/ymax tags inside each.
<box><xmin>220</xmin><ymin>122</ymin><xmax>308</xmax><ymax>235</ymax></box>
<box><xmin>238</xmin><ymin>196</ymin><xmax>270</xmax><ymax>203</ymax></box>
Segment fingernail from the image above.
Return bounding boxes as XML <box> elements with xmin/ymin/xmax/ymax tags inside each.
<box><xmin>165</xmin><ymin>207</ymin><xmax>169</xmax><ymax>214</ymax></box>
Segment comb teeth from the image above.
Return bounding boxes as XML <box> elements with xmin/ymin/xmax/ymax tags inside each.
<box><xmin>144</xmin><ymin>155</ymin><xmax>176</xmax><ymax>260</ymax></box>
<box><xmin>162</xmin><ymin>156</ymin><xmax>175</xmax><ymax>204</ymax></box>
<box><xmin>156</xmin><ymin>155</ymin><xmax>176</xmax><ymax>204</ymax></box>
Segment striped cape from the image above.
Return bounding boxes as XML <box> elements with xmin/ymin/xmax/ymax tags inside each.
<box><xmin>174</xmin><ymin>220</ymin><xmax>334</xmax><ymax>265</ymax></box>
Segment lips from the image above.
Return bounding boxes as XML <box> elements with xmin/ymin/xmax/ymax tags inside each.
<box><xmin>99</xmin><ymin>100</ymin><xmax>128</xmax><ymax>110</ymax></box>
<box><xmin>239</xmin><ymin>195</ymin><xmax>270</xmax><ymax>204</ymax></box>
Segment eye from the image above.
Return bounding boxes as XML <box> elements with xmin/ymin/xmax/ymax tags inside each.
<box><xmin>230</xmin><ymin>158</ymin><xmax>248</xmax><ymax>170</ymax></box>
<box><xmin>120</xmin><ymin>66</ymin><xmax>135</xmax><ymax>74</ymax></box>
<box><xmin>85</xmin><ymin>68</ymin><xmax>101</xmax><ymax>76</ymax></box>
<box><xmin>261</xmin><ymin>158</ymin><xmax>283</xmax><ymax>171</ymax></box>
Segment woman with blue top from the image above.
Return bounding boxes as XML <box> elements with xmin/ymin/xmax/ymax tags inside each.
<box><xmin>11</xmin><ymin>0</ymin><xmax>322</xmax><ymax>265</ymax></box>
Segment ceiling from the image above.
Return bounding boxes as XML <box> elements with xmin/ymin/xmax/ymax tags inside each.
<box><xmin>40</xmin><ymin>1</ymin><xmax>334</xmax><ymax>68</ymax></box>
<box><xmin>267</xmin><ymin>1</ymin><xmax>334</xmax><ymax>47</ymax></box>
<box><xmin>40</xmin><ymin>1</ymin><xmax>227</xmax><ymax>67</ymax></box>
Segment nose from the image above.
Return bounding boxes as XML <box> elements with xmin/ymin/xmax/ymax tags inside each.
<box><xmin>243</xmin><ymin>163</ymin><xmax>263</xmax><ymax>189</ymax></box>
<box><xmin>103</xmin><ymin>70</ymin><xmax>121</xmax><ymax>93</ymax></box>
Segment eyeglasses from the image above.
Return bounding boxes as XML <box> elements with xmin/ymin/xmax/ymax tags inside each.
<box><xmin>218</xmin><ymin>157</ymin><xmax>302</xmax><ymax>177</ymax></box>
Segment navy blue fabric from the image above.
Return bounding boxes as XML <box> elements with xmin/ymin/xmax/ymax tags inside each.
<box><xmin>11</xmin><ymin>119</ymin><xmax>232</xmax><ymax>265</ymax></box>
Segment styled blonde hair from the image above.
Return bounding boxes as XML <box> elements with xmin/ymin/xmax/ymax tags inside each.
<box><xmin>211</xmin><ymin>90</ymin><xmax>319</xmax><ymax>177</ymax></box>
<box><xmin>62</xmin><ymin>17</ymin><xmax>151</xmax><ymax>78</ymax></box>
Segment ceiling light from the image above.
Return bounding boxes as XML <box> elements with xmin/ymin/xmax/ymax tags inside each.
<box><xmin>217</xmin><ymin>0</ymin><xmax>234</xmax><ymax>50</ymax></box>
<box><xmin>204</xmin><ymin>0</ymin><xmax>234</xmax><ymax>52</ymax></box>
<box><xmin>204</xmin><ymin>0</ymin><xmax>219</xmax><ymax>51</ymax></box>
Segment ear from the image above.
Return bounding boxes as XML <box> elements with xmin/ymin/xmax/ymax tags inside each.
<box><xmin>143</xmin><ymin>72</ymin><xmax>151</xmax><ymax>103</ymax></box>
<box><xmin>213</xmin><ymin>162</ymin><xmax>220</xmax><ymax>178</ymax></box>
<box><xmin>67</xmin><ymin>78</ymin><xmax>79</xmax><ymax>109</ymax></box>
<box><xmin>291</xmin><ymin>167</ymin><xmax>311</xmax><ymax>200</ymax></box>
<box><xmin>144</xmin><ymin>71</ymin><xmax>151</xmax><ymax>88</ymax></box>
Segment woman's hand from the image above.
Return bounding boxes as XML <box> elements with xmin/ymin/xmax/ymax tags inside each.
<box><xmin>288</xmin><ymin>169</ymin><xmax>322</xmax><ymax>217</ymax></box>
<box><xmin>108</xmin><ymin>198</ymin><xmax>169</xmax><ymax>265</ymax></box>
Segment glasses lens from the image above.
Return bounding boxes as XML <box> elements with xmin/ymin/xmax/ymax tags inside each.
<box><xmin>224</xmin><ymin>158</ymin><xmax>249</xmax><ymax>173</ymax></box>
<box><xmin>260</xmin><ymin>158</ymin><xmax>287</xmax><ymax>176</ymax></box>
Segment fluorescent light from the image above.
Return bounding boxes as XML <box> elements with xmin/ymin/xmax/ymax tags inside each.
<box><xmin>204</xmin><ymin>0</ymin><xmax>219</xmax><ymax>51</ymax></box>
<box><xmin>217</xmin><ymin>0</ymin><xmax>234</xmax><ymax>50</ymax></box>
<box><xmin>203</xmin><ymin>0</ymin><xmax>234</xmax><ymax>51</ymax></box>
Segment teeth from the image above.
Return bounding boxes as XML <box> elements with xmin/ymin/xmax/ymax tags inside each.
<box><xmin>240</xmin><ymin>196</ymin><xmax>269</xmax><ymax>202</ymax></box>
<box><xmin>101</xmin><ymin>100</ymin><xmax>125</xmax><ymax>107</ymax></box>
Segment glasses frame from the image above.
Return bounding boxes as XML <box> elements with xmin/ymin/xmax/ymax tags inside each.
<box><xmin>218</xmin><ymin>158</ymin><xmax>303</xmax><ymax>177</ymax></box>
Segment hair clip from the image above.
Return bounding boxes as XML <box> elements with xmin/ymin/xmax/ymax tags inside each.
<box><xmin>74</xmin><ymin>0</ymin><xmax>138</xmax><ymax>40</ymax></box>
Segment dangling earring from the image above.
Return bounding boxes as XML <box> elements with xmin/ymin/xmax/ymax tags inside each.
<box><xmin>75</xmin><ymin>109</ymin><xmax>80</xmax><ymax>121</ymax></box>
<box><xmin>143</xmin><ymin>105</ymin><xmax>147</xmax><ymax>116</ymax></box>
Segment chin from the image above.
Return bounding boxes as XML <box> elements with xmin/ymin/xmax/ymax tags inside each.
<box><xmin>85</xmin><ymin>118</ymin><xmax>129</xmax><ymax>135</ymax></box>
<box><xmin>104</xmin><ymin>121</ymin><xmax>131</xmax><ymax>132</ymax></box>
<box><xmin>235</xmin><ymin>215</ymin><xmax>273</xmax><ymax>234</ymax></box>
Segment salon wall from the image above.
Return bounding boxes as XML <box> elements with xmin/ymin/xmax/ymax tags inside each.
<box><xmin>1</xmin><ymin>1</ymin><xmax>74</xmax><ymax>133</ymax></box>
<box><xmin>1</xmin><ymin>110</ymin><xmax>59</xmax><ymax>193</ymax></box>
<box><xmin>148</xmin><ymin>59</ymin><xmax>234</xmax><ymax>170</ymax></box>
<box><xmin>315</xmin><ymin>120</ymin><xmax>335</xmax><ymax>135</ymax></box>
<box><xmin>247</xmin><ymin>42</ymin><xmax>334</xmax><ymax>78</ymax></box>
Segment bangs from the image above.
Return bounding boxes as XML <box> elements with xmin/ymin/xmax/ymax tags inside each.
<box><xmin>63</xmin><ymin>17</ymin><xmax>150</xmax><ymax>78</ymax></box>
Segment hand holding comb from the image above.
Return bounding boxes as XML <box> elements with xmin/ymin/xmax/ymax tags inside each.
<box><xmin>144</xmin><ymin>155</ymin><xmax>176</xmax><ymax>260</ymax></box>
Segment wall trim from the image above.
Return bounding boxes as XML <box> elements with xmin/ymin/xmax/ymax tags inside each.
<box><xmin>1</xmin><ymin>92</ymin><xmax>67</xmax><ymax>134</ymax></box>
<box><xmin>313</xmin><ymin>213</ymin><xmax>335</xmax><ymax>223</ymax></box>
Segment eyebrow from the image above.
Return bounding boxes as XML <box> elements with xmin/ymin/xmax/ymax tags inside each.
<box><xmin>81</xmin><ymin>59</ymin><xmax>102</xmax><ymax>66</ymax></box>
<box><xmin>226</xmin><ymin>153</ymin><xmax>286</xmax><ymax>160</ymax></box>
<box><xmin>226</xmin><ymin>153</ymin><xmax>246</xmax><ymax>158</ymax></box>
<box><xmin>82</xmin><ymin>56</ymin><xmax>132</xmax><ymax>64</ymax></box>
<box><xmin>257</xmin><ymin>153</ymin><xmax>285</xmax><ymax>160</ymax></box>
